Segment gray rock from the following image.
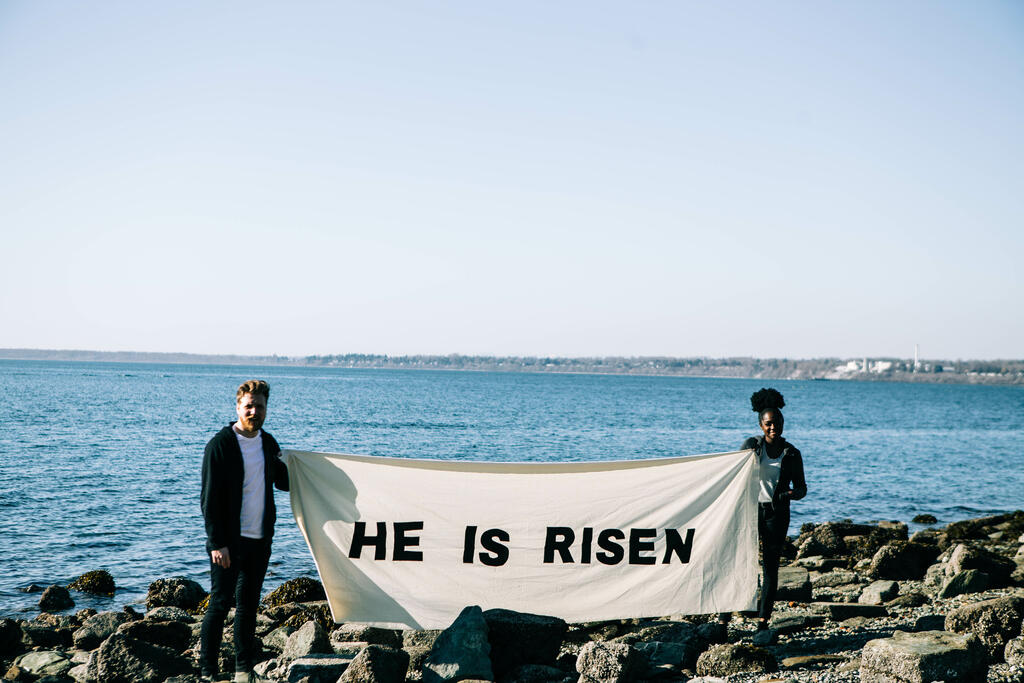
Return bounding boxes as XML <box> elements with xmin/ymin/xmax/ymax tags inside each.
<box><xmin>284</xmin><ymin>620</ymin><xmax>333</xmax><ymax>660</ymax></box>
<box><xmin>12</xmin><ymin>651</ymin><xmax>73</xmax><ymax>677</ymax></box>
<box><xmin>937</xmin><ymin>569</ymin><xmax>991</xmax><ymax>599</ymax></box>
<box><xmin>88</xmin><ymin>631</ymin><xmax>193</xmax><ymax>682</ymax></box>
<box><xmin>947</xmin><ymin>543</ymin><xmax>1017</xmax><ymax>586</ymax></box>
<box><xmin>423</xmin><ymin>606</ymin><xmax>493</xmax><ymax>683</ymax></box>
<box><xmin>776</xmin><ymin>566</ymin><xmax>812</xmax><ymax>602</ymax></box>
<box><xmin>144</xmin><ymin>606</ymin><xmax>193</xmax><ymax>623</ymax></box>
<box><xmin>610</xmin><ymin>621</ymin><xmax>703</xmax><ymax>669</ymax></box>
<box><xmin>68</xmin><ymin>661</ymin><xmax>90</xmax><ymax>682</ymax></box>
<box><xmin>404</xmin><ymin>646</ymin><xmax>431</xmax><ymax>682</ymax></box>
<box><xmin>859</xmin><ymin>580</ymin><xmax>900</xmax><ymax>605</ymax></box>
<box><xmin>39</xmin><ymin>585</ymin><xmax>75</xmax><ymax>612</ymax></box>
<box><xmin>752</xmin><ymin>629</ymin><xmax>777</xmax><ymax>646</ymax></box>
<box><xmin>330</xmin><ymin>624</ymin><xmax>402</xmax><ymax>649</ymax></box>
<box><xmin>403</xmin><ymin>629</ymin><xmax>442</xmax><ymax>649</ymax></box>
<box><xmin>797</xmin><ymin>523</ymin><xmax>847</xmax><ymax>559</ymax></box>
<box><xmin>482</xmin><ymin>608</ymin><xmax>567</xmax><ymax>679</ymax></box>
<box><xmin>868</xmin><ymin>542</ymin><xmax>940</xmax><ymax>580</ymax></box>
<box><xmin>923</xmin><ymin>563</ymin><xmax>945</xmax><ymax>590</ymax></box>
<box><xmin>338</xmin><ymin>644</ymin><xmax>410</xmax><ymax>683</ymax></box>
<box><xmin>769</xmin><ymin>613</ymin><xmax>824</xmax><ymax>634</ymax></box>
<box><xmin>860</xmin><ymin>629</ymin><xmax>987</xmax><ymax>683</ymax></box>
<box><xmin>264</xmin><ymin>624</ymin><xmax>296</xmax><ymax>652</ymax></box>
<box><xmin>812</xmin><ymin>571</ymin><xmax>862</xmax><ymax>588</ymax></box>
<box><xmin>116</xmin><ymin>619</ymin><xmax>192</xmax><ymax>652</ymax></box>
<box><xmin>73</xmin><ymin>611</ymin><xmax>129</xmax><ymax>651</ymax></box>
<box><xmin>287</xmin><ymin>654</ymin><xmax>355</xmax><ymax>683</ymax></box>
<box><xmin>945</xmin><ymin>595</ymin><xmax>1024</xmax><ymax>662</ymax></box>
<box><xmin>145</xmin><ymin>577</ymin><xmax>206</xmax><ymax>611</ymax></box>
<box><xmin>576</xmin><ymin>641</ymin><xmax>638</xmax><ymax>683</ymax></box>
<box><xmin>695</xmin><ymin>643</ymin><xmax>776</xmax><ymax>676</ymax></box>
<box><xmin>333</xmin><ymin>641</ymin><xmax>369</xmax><ymax>657</ymax></box>
<box><xmin>254</xmin><ymin>658</ymin><xmax>286</xmax><ymax>679</ymax></box>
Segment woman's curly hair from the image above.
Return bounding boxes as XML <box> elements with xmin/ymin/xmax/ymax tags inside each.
<box><xmin>750</xmin><ymin>387</ymin><xmax>785</xmax><ymax>414</ymax></box>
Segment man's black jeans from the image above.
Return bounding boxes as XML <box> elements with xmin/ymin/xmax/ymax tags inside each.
<box><xmin>199</xmin><ymin>537</ymin><xmax>272</xmax><ymax>675</ymax></box>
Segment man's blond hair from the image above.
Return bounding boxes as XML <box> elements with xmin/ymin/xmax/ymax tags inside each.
<box><xmin>236</xmin><ymin>379</ymin><xmax>270</xmax><ymax>402</ymax></box>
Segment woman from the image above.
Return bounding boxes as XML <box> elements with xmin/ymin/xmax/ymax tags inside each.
<box><xmin>721</xmin><ymin>387</ymin><xmax>807</xmax><ymax>632</ymax></box>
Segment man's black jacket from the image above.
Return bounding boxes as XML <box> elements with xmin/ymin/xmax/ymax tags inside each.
<box><xmin>201</xmin><ymin>423</ymin><xmax>290</xmax><ymax>552</ymax></box>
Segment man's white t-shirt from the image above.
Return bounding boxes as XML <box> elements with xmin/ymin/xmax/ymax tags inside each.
<box><xmin>236</xmin><ymin>430</ymin><xmax>266</xmax><ymax>539</ymax></box>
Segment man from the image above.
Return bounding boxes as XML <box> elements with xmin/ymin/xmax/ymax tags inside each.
<box><xmin>200</xmin><ymin>380</ymin><xmax>289</xmax><ymax>682</ymax></box>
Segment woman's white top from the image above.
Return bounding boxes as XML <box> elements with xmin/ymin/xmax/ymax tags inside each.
<box><xmin>758</xmin><ymin>441</ymin><xmax>783</xmax><ymax>504</ymax></box>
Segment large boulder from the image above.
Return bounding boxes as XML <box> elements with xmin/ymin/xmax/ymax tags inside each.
<box><xmin>145</xmin><ymin>577</ymin><xmax>206</xmax><ymax>611</ymax></box>
<box><xmin>116</xmin><ymin>619</ymin><xmax>193</xmax><ymax>652</ymax></box>
<box><xmin>87</xmin><ymin>631</ymin><xmax>194</xmax><ymax>682</ymax></box>
<box><xmin>868</xmin><ymin>542</ymin><xmax>940</xmax><ymax>580</ymax></box>
<box><xmin>262</xmin><ymin>577</ymin><xmax>327</xmax><ymax>607</ymax></box>
<box><xmin>944</xmin><ymin>595</ymin><xmax>1024</xmax><ymax>661</ymax></box>
<box><xmin>861</xmin><ymin>630</ymin><xmax>987</xmax><ymax>683</ymax></box>
<box><xmin>695</xmin><ymin>643</ymin><xmax>776</xmax><ymax>676</ymax></box>
<box><xmin>283</xmin><ymin>620</ymin><xmax>333</xmax><ymax>660</ymax></box>
<box><xmin>39</xmin><ymin>585</ymin><xmax>75</xmax><ymax>612</ymax></box>
<box><xmin>338</xmin><ymin>644</ymin><xmax>410</xmax><ymax>683</ymax></box>
<box><xmin>482</xmin><ymin>608</ymin><xmax>567</xmax><ymax>679</ymax></box>
<box><xmin>72</xmin><ymin>611</ymin><xmax>130</xmax><ymax>650</ymax></box>
<box><xmin>576</xmin><ymin>641</ymin><xmax>639</xmax><ymax>683</ymax></box>
<box><xmin>67</xmin><ymin>570</ymin><xmax>116</xmax><ymax>596</ymax></box>
<box><xmin>423</xmin><ymin>606</ymin><xmax>493</xmax><ymax>683</ymax></box>
<box><xmin>946</xmin><ymin>544</ymin><xmax>1016</xmax><ymax>586</ymax></box>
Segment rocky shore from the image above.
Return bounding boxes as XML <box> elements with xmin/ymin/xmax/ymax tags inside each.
<box><xmin>3</xmin><ymin>512</ymin><xmax>1024</xmax><ymax>683</ymax></box>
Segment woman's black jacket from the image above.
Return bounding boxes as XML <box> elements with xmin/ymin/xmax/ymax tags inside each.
<box><xmin>743</xmin><ymin>435</ymin><xmax>807</xmax><ymax>510</ymax></box>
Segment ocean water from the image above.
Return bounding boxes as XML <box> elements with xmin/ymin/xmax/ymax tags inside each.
<box><xmin>1</xmin><ymin>359</ymin><xmax>1022</xmax><ymax>618</ymax></box>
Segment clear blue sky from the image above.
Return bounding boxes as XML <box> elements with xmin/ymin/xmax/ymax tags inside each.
<box><xmin>1</xmin><ymin>2</ymin><xmax>1021</xmax><ymax>359</ymax></box>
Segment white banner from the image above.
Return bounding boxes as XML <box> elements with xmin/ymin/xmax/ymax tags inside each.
<box><xmin>283</xmin><ymin>449</ymin><xmax>758</xmax><ymax>629</ymax></box>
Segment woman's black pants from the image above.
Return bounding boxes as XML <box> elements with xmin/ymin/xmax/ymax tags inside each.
<box><xmin>199</xmin><ymin>537</ymin><xmax>272</xmax><ymax>675</ymax></box>
<box><xmin>719</xmin><ymin>502</ymin><xmax>790</xmax><ymax>623</ymax></box>
<box><xmin>758</xmin><ymin>502</ymin><xmax>789</xmax><ymax>621</ymax></box>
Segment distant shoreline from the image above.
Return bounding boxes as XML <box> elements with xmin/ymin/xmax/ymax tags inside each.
<box><xmin>3</xmin><ymin>348</ymin><xmax>1022</xmax><ymax>385</ymax></box>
